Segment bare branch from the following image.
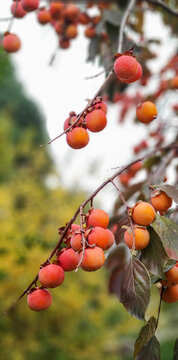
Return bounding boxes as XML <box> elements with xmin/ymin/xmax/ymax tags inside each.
<box><xmin>118</xmin><ymin>0</ymin><xmax>136</xmax><ymax>53</ymax></box>
<box><xmin>7</xmin><ymin>0</ymin><xmax>20</xmax><ymax>33</ymax></box>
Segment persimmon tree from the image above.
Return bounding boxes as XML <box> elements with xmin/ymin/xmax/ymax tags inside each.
<box><xmin>1</xmin><ymin>1</ymin><xmax>178</xmax><ymax>359</ymax></box>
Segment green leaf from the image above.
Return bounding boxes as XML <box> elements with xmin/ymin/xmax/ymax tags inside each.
<box><xmin>151</xmin><ymin>214</ymin><xmax>178</xmax><ymax>260</ymax></box>
<box><xmin>120</xmin><ymin>256</ymin><xmax>150</xmax><ymax>320</ymax></box>
<box><xmin>136</xmin><ymin>335</ymin><xmax>161</xmax><ymax>360</ymax></box>
<box><xmin>173</xmin><ymin>338</ymin><xmax>178</xmax><ymax>360</ymax></box>
<box><xmin>153</xmin><ymin>184</ymin><xmax>178</xmax><ymax>203</ymax></box>
<box><xmin>103</xmin><ymin>9</ymin><xmax>122</xmax><ymax>26</ymax></box>
<box><xmin>141</xmin><ymin>227</ymin><xmax>176</xmax><ymax>278</ymax></box>
<box><xmin>134</xmin><ymin>317</ymin><xmax>157</xmax><ymax>358</ymax></box>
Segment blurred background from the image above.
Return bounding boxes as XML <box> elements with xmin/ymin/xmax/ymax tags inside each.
<box><xmin>0</xmin><ymin>1</ymin><xmax>177</xmax><ymax>359</ymax></box>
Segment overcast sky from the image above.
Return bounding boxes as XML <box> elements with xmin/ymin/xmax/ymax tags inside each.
<box><xmin>0</xmin><ymin>2</ymin><xmax>177</xmax><ymax>211</ymax></box>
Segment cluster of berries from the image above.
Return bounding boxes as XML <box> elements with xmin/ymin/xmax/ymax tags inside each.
<box><xmin>27</xmin><ymin>208</ymin><xmax>115</xmax><ymax>311</ymax></box>
<box><xmin>2</xmin><ymin>1</ymin><xmax>110</xmax><ymax>53</ymax></box>
<box><xmin>63</xmin><ymin>98</ymin><xmax>107</xmax><ymax>149</ymax></box>
<box><xmin>123</xmin><ymin>192</ymin><xmax>178</xmax><ymax>303</ymax></box>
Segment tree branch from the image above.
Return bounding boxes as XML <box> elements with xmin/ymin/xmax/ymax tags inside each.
<box><xmin>144</xmin><ymin>0</ymin><xmax>178</xmax><ymax>16</ymax></box>
<box><xmin>118</xmin><ymin>0</ymin><xmax>136</xmax><ymax>53</ymax></box>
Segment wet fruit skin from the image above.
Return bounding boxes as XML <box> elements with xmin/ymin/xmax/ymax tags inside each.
<box><xmin>136</xmin><ymin>101</ymin><xmax>157</xmax><ymax>124</ymax></box>
<box><xmin>87</xmin><ymin>209</ymin><xmax>109</xmax><ymax>229</ymax></box>
<box><xmin>162</xmin><ymin>284</ymin><xmax>178</xmax><ymax>303</ymax></box>
<box><xmin>37</xmin><ymin>9</ymin><xmax>51</xmax><ymax>25</ymax></box>
<box><xmin>132</xmin><ymin>201</ymin><xmax>156</xmax><ymax>226</ymax></box>
<box><xmin>66</xmin><ymin>127</ymin><xmax>89</xmax><ymax>149</ymax></box>
<box><xmin>57</xmin><ymin>248</ymin><xmax>79</xmax><ymax>271</ymax></box>
<box><xmin>151</xmin><ymin>190</ymin><xmax>172</xmax><ymax>214</ymax></box>
<box><xmin>88</xmin><ymin>227</ymin><xmax>111</xmax><ymax>250</ymax></box>
<box><xmin>114</xmin><ymin>55</ymin><xmax>138</xmax><ymax>82</ymax></box>
<box><xmin>21</xmin><ymin>0</ymin><xmax>39</xmax><ymax>12</ymax></box>
<box><xmin>85</xmin><ymin>109</ymin><xmax>107</xmax><ymax>133</ymax></box>
<box><xmin>27</xmin><ymin>288</ymin><xmax>52</xmax><ymax>311</ymax></box>
<box><xmin>11</xmin><ymin>1</ymin><xmax>27</xmax><ymax>18</ymax></box>
<box><xmin>3</xmin><ymin>33</ymin><xmax>21</xmax><ymax>53</ymax></box>
<box><xmin>38</xmin><ymin>264</ymin><xmax>65</xmax><ymax>288</ymax></box>
<box><xmin>161</xmin><ymin>263</ymin><xmax>178</xmax><ymax>287</ymax></box>
<box><xmin>80</xmin><ymin>246</ymin><xmax>105</xmax><ymax>271</ymax></box>
<box><xmin>124</xmin><ymin>226</ymin><xmax>150</xmax><ymax>250</ymax></box>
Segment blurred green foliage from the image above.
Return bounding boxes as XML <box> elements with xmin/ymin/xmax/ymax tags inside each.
<box><xmin>0</xmin><ymin>52</ymin><xmax>177</xmax><ymax>360</ymax></box>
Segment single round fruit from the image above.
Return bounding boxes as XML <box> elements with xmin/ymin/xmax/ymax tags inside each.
<box><xmin>124</xmin><ymin>62</ymin><xmax>142</xmax><ymax>83</ymax></box>
<box><xmin>151</xmin><ymin>190</ymin><xmax>172</xmax><ymax>214</ymax></box>
<box><xmin>66</xmin><ymin>127</ymin><xmax>89</xmax><ymax>149</ymax></box>
<box><xmin>65</xmin><ymin>4</ymin><xmax>78</xmax><ymax>20</ymax></box>
<box><xmin>27</xmin><ymin>288</ymin><xmax>52</xmax><ymax>311</ymax></box>
<box><xmin>136</xmin><ymin>101</ymin><xmax>157</xmax><ymax>124</ymax></box>
<box><xmin>85</xmin><ymin>109</ymin><xmax>107</xmax><ymax>132</ymax></box>
<box><xmin>59</xmin><ymin>38</ymin><xmax>70</xmax><ymax>49</ymax></box>
<box><xmin>162</xmin><ymin>284</ymin><xmax>178</xmax><ymax>303</ymax></box>
<box><xmin>57</xmin><ymin>248</ymin><xmax>79</xmax><ymax>271</ymax></box>
<box><xmin>11</xmin><ymin>1</ymin><xmax>27</xmax><ymax>18</ymax></box>
<box><xmin>124</xmin><ymin>226</ymin><xmax>150</xmax><ymax>250</ymax></box>
<box><xmin>93</xmin><ymin>101</ymin><xmax>107</xmax><ymax>114</ymax></box>
<box><xmin>114</xmin><ymin>55</ymin><xmax>138</xmax><ymax>82</ymax></box>
<box><xmin>63</xmin><ymin>115</ymin><xmax>77</xmax><ymax>131</ymax></box>
<box><xmin>161</xmin><ymin>263</ymin><xmax>178</xmax><ymax>287</ymax></box>
<box><xmin>39</xmin><ymin>264</ymin><xmax>65</xmax><ymax>288</ymax></box>
<box><xmin>21</xmin><ymin>0</ymin><xmax>39</xmax><ymax>12</ymax></box>
<box><xmin>80</xmin><ymin>246</ymin><xmax>105</xmax><ymax>271</ymax></box>
<box><xmin>65</xmin><ymin>25</ymin><xmax>78</xmax><ymax>39</ymax></box>
<box><xmin>88</xmin><ymin>226</ymin><xmax>111</xmax><ymax>250</ymax></box>
<box><xmin>3</xmin><ymin>33</ymin><xmax>21</xmax><ymax>53</ymax></box>
<box><xmin>50</xmin><ymin>2</ymin><xmax>64</xmax><ymax>19</ymax></box>
<box><xmin>104</xmin><ymin>229</ymin><xmax>115</xmax><ymax>250</ymax></box>
<box><xmin>85</xmin><ymin>26</ymin><xmax>96</xmax><ymax>39</ymax></box>
<box><xmin>71</xmin><ymin>233</ymin><xmax>82</xmax><ymax>252</ymax></box>
<box><xmin>37</xmin><ymin>8</ymin><xmax>51</xmax><ymax>24</ymax></box>
<box><xmin>132</xmin><ymin>201</ymin><xmax>156</xmax><ymax>226</ymax></box>
<box><xmin>87</xmin><ymin>209</ymin><xmax>109</xmax><ymax>229</ymax></box>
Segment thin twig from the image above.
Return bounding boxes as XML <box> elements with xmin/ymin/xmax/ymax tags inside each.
<box><xmin>0</xmin><ymin>17</ymin><xmax>12</xmax><ymax>22</ymax></box>
<box><xmin>144</xmin><ymin>0</ymin><xmax>178</xmax><ymax>16</ymax></box>
<box><xmin>75</xmin><ymin>205</ymin><xmax>86</xmax><ymax>271</ymax></box>
<box><xmin>85</xmin><ymin>66</ymin><xmax>113</xmax><ymax>80</ymax></box>
<box><xmin>118</xmin><ymin>0</ymin><xmax>136</xmax><ymax>53</ymax></box>
<box><xmin>110</xmin><ymin>180</ymin><xmax>136</xmax><ymax>250</ymax></box>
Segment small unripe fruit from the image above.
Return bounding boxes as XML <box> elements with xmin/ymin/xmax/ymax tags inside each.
<box><xmin>11</xmin><ymin>1</ymin><xmax>27</xmax><ymax>18</ymax></box>
<box><xmin>114</xmin><ymin>55</ymin><xmax>138</xmax><ymax>82</ymax></box>
<box><xmin>85</xmin><ymin>109</ymin><xmax>107</xmax><ymax>133</ymax></box>
<box><xmin>88</xmin><ymin>227</ymin><xmax>111</xmax><ymax>250</ymax></box>
<box><xmin>37</xmin><ymin>8</ymin><xmax>51</xmax><ymax>25</ymax></box>
<box><xmin>21</xmin><ymin>0</ymin><xmax>39</xmax><ymax>12</ymax></box>
<box><xmin>57</xmin><ymin>248</ymin><xmax>79</xmax><ymax>271</ymax></box>
<box><xmin>136</xmin><ymin>101</ymin><xmax>157</xmax><ymax>124</ymax></box>
<box><xmin>27</xmin><ymin>288</ymin><xmax>52</xmax><ymax>311</ymax></box>
<box><xmin>39</xmin><ymin>264</ymin><xmax>65</xmax><ymax>288</ymax></box>
<box><xmin>87</xmin><ymin>209</ymin><xmax>109</xmax><ymax>229</ymax></box>
<box><xmin>80</xmin><ymin>246</ymin><xmax>105</xmax><ymax>271</ymax></box>
<box><xmin>132</xmin><ymin>201</ymin><xmax>156</xmax><ymax>226</ymax></box>
<box><xmin>151</xmin><ymin>190</ymin><xmax>172</xmax><ymax>214</ymax></box>
<box><xmin>3</xmin><ymin>33</ymin><xmax>21</xmax><ymax>53</ymax></box>
<box><xmin>162</xmin><ymin>284</ymin><xmax>178</xmax><ymax>303</ymax></box>
<box><xmin>124</xmin><ymin>226</ymin><xmax>150</xmax><ymax>250</ymax></box>
<box><xmin>65</xmin><ymin>25</ymin><xmax>78</xmax><ymax>39</ymax></box>
<box><xmin>66</xmin><ymin>127</ymin><xmax>89</xmax><ymax>149</ymax></box>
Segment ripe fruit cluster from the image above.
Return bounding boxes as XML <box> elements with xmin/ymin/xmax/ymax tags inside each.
<box><xmin>64</xmin><ymin>98</ymin><xmax>108</xmax><ymax>149</ymax></box>
<box><xmin>27</xmin><ymin>208</ymin><xmax>115</xmax><ymax>311</ymax></box>
<box><xmin>3</xmin><ymin>1</ymin><xmax>110</xmax><ymax>53</ymax></box>
<box><xmin>114</xmin><ymin>52</ymin><xmax>142</xmax><ymax>84</ymax></box>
